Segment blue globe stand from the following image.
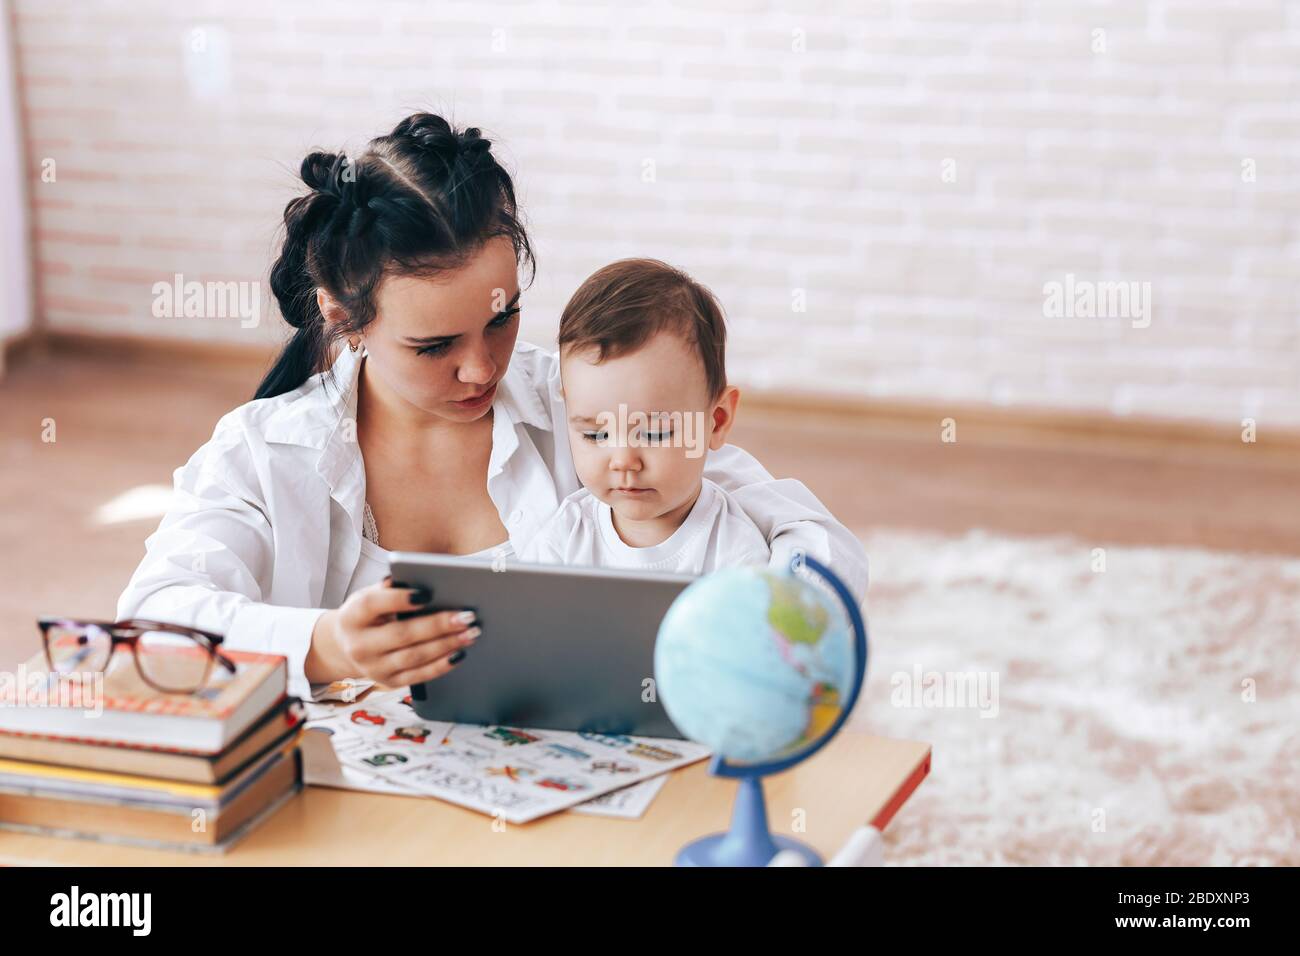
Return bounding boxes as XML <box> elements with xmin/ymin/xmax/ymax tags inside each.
<box><xmin>675</xmin><ymin>765</ymin><xmax>824</xmax><ymax>867</ymax></box>
<box><xmin>673</xmin><ymin>555</ymin><xmax>869</xmax><ymax>868</ymax></box>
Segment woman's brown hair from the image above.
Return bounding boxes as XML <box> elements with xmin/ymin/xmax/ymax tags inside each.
<box><xmin>255</xmin><ymin>112</ymin><xmax>534</xmax><ymax>400</ymax></box>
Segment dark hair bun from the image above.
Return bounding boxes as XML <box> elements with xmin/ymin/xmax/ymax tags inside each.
<box><xmin>299</xmin><ymin>150</ymin><xmax>350</xmax><ymax>198</ymax></box>
<box><xmin>390</xmin><ymin>112</ymin><xmax>452</xmax><ymax>142</ymax></box>
<box><xmin>390</xmin><ymin>114</ymin><xmax>494</xmax><ymax>172</ymax></box>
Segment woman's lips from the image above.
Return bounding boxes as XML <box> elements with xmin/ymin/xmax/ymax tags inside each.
<box><xmin>451</xmin><ymin>383</ymin><xmax>496</xmax><ymax>409</ymax></box>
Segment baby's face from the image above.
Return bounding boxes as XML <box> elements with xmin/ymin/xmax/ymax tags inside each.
<box><xmin>561</xmin><ymin>333</ymin><xmax>719</xmax><ymax>524</ymax></box>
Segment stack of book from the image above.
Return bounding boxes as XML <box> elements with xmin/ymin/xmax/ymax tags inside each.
<box><xmin>0</xmin><ymin>646</ymin><xmax>303</xmax><ymax>853</ymax></box>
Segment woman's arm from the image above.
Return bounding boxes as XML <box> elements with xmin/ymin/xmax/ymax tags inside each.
<box><xmin>118</xmin><ymin>422</ymin><xmax>480</xmax><ymax>699</ymax></box>
<box><xmin>115</xmin><ymin>428</ymin><xmax>328</xmax><ymax>699</ymax></box>
<box><xmin>704</xmin><ymin>443</ymin><xmax>870</xmax><ymax>604</ymax></box>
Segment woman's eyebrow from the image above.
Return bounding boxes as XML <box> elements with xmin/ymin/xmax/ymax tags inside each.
<box><xmin>403</xmin><ymin>290</ymin><xmax>522</xmax><ymax>345</ymax></box>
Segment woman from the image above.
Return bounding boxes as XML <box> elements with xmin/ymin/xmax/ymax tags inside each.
<box><xmin>116</xmin><ymin>113</ymin><xmax>868</xmax><ymax>700</ymax></box>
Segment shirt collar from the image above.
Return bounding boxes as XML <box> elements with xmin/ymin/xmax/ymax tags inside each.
<box><xmin>494</xmin><ymin>345</ymin><xmax>554</xmax><ymax>432</ymax></box>
<box><xmin>261</xmin><ymin>343</ymin><xmax>362</xmax><ymax>452</ymax></box>
<box><xmin>486</xmin><ymin>344</ymin><xmax>553</xmax><ymax>478</ymax></box>
<box><xmin>312</xmin><ymin>346</ymin><xmax>365</xmax><ymax>499</ymax></box>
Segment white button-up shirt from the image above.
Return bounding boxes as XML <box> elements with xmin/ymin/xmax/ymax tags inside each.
<box><xmin>116</xmin><ymin>341</ymin><xmax>869</xmax><ymax>699</ymax></box>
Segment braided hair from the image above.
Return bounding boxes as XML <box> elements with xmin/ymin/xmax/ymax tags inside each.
<box><xmin>255</xmin><ymin>113</ymin><xmax>533</xmax><ymax>400</ymax></box>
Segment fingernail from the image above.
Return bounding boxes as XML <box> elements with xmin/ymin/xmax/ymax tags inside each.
<box><xmin>448</xmin><ymin>649</ymin><xmax>466</xmax><ymax>665</ymax></box>
<box><xmin>454</xmin><ymin>610</ymin><xmax>476</xmax><ymax>625</ymax></box>
<box><xmin>461</xmin><ymin>626</ymin><xmax>481</xmax><ymax>643</ymax></box>
<box><xmin>409</xmin><ymin>587</ymin><xmax>432</xmax><ymax>606</ymax></box>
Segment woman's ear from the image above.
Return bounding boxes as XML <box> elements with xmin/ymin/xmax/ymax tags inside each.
<box><xmin>707</xmin><ymin>386</ymin><xmax>741</xmax><ymax>451</ymax></box>
<box><xmin>316</xmin><ymin>288</ymin><xmax>346</xmax><ymax>328</ymax></box>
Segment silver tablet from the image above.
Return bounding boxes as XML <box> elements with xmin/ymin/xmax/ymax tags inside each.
<box><xmin>387</xmin><ymin>552</ymin><xmax>696</xmax><ymax>738</ymax></box>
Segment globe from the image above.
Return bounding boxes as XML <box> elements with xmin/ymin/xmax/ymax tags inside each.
<box><xmin>654</xmin><ymin>556</ymin><xmax>868</xmax><ymax>866</ymax></box>
<box><xmin>656</xmin><ymin>564</ymin><xmax>858</xmax><ymax>763</ymax></box>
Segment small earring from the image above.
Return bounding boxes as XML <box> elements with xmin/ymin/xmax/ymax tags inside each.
<box><xmin>348</xmin><ymin>339</ymin><xmax>360</xmax><ymax>353</ymax></box>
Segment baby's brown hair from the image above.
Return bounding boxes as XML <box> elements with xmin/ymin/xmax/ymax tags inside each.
<box><xmin>558</xmin><ymin>258</ymin><xmax>727</xmax><ymax>400</ymax></box>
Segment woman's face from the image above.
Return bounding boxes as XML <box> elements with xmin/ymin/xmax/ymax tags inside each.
<box><xmin>357</xmin><ymin>236</ymin><xmax>522</xmax><ymax>423</ymax></box>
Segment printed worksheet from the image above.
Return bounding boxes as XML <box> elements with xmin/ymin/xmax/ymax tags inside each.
<box><xmin>569</xmin><ymin>774</ymin><xmax>669</xmax><ymax>818</ymax></box>
<box><xmin>302</xmin><ymin>689</ymin><xmax>708</xmax><ymax>824</ymax></box>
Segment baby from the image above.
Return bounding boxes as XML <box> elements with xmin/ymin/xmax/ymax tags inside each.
<box><xmin>518</xmin><ymin>258</ymin><xmax>770</xmax><ymax>574</ymax></box>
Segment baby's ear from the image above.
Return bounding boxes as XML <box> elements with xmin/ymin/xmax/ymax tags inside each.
<box><xmin>708</xmin><ymin>386</ymin><xmax>741</xmax><ymax>450</ymax></box>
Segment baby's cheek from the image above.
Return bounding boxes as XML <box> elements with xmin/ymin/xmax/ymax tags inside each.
<box><xmin>657</xmin><ymin>446</ymin><xmax>701</xmax><ymax>483</ymax></box>
<box><xmin>571</xmin><ymin>443</ymin><xmax>605</xmax><ymax>486</ymax></box>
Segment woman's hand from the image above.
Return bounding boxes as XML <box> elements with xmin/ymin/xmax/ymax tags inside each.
<box><xmin>306</xmin><ymin>578</ymin><xmax>479</xmax><ymax>687</ymax></box>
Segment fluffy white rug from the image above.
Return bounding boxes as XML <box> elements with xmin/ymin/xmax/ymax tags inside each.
<box><xmin>846</xmin><ymin>528</ymin><xmax>1300</xmax><ymax>866</ymax></box>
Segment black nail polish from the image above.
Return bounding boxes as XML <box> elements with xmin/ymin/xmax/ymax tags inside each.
<box><xmin>448</xmin><ymin>649</ymin><xmax>466</xmax><ymax>665</ymax></box>
<box><xmin>408</xmin><ymin>587</ymin><xmax>432</xmax><ymax>606</ymax></box>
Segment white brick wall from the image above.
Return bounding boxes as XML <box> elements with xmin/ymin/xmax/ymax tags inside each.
<box><xmin>11</xmin><ymin>0</ymin><xmax>1300</xmax><ymax>426</ymax></box>
<box><xmin>1</xmin><ymin>0</ymin><xmax>33</xmax><ymax>343</ymax></box>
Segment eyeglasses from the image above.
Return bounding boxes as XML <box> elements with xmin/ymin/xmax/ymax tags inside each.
<box><xmin>38</xmin><ymin>618</ymin><xmax>238</xmax><ymax>695</ymax></box>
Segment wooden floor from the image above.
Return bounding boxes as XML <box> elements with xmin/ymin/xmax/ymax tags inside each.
<box><xmin>2</xmin><ymin>347</ymin><xmax>1298</xmax><ymax>670</ymax></box>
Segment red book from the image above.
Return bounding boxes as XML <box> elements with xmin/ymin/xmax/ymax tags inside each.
<box><xmin>0</xmin><ymin>644</ymin><xmax>287</xmax><ymax>754</ymax></box>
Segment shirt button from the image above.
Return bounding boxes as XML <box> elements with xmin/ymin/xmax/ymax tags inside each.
<box><xmin>509</xmin><ymin>509</ymin><xmax>524</xmax><ymax>526</ymax></box>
